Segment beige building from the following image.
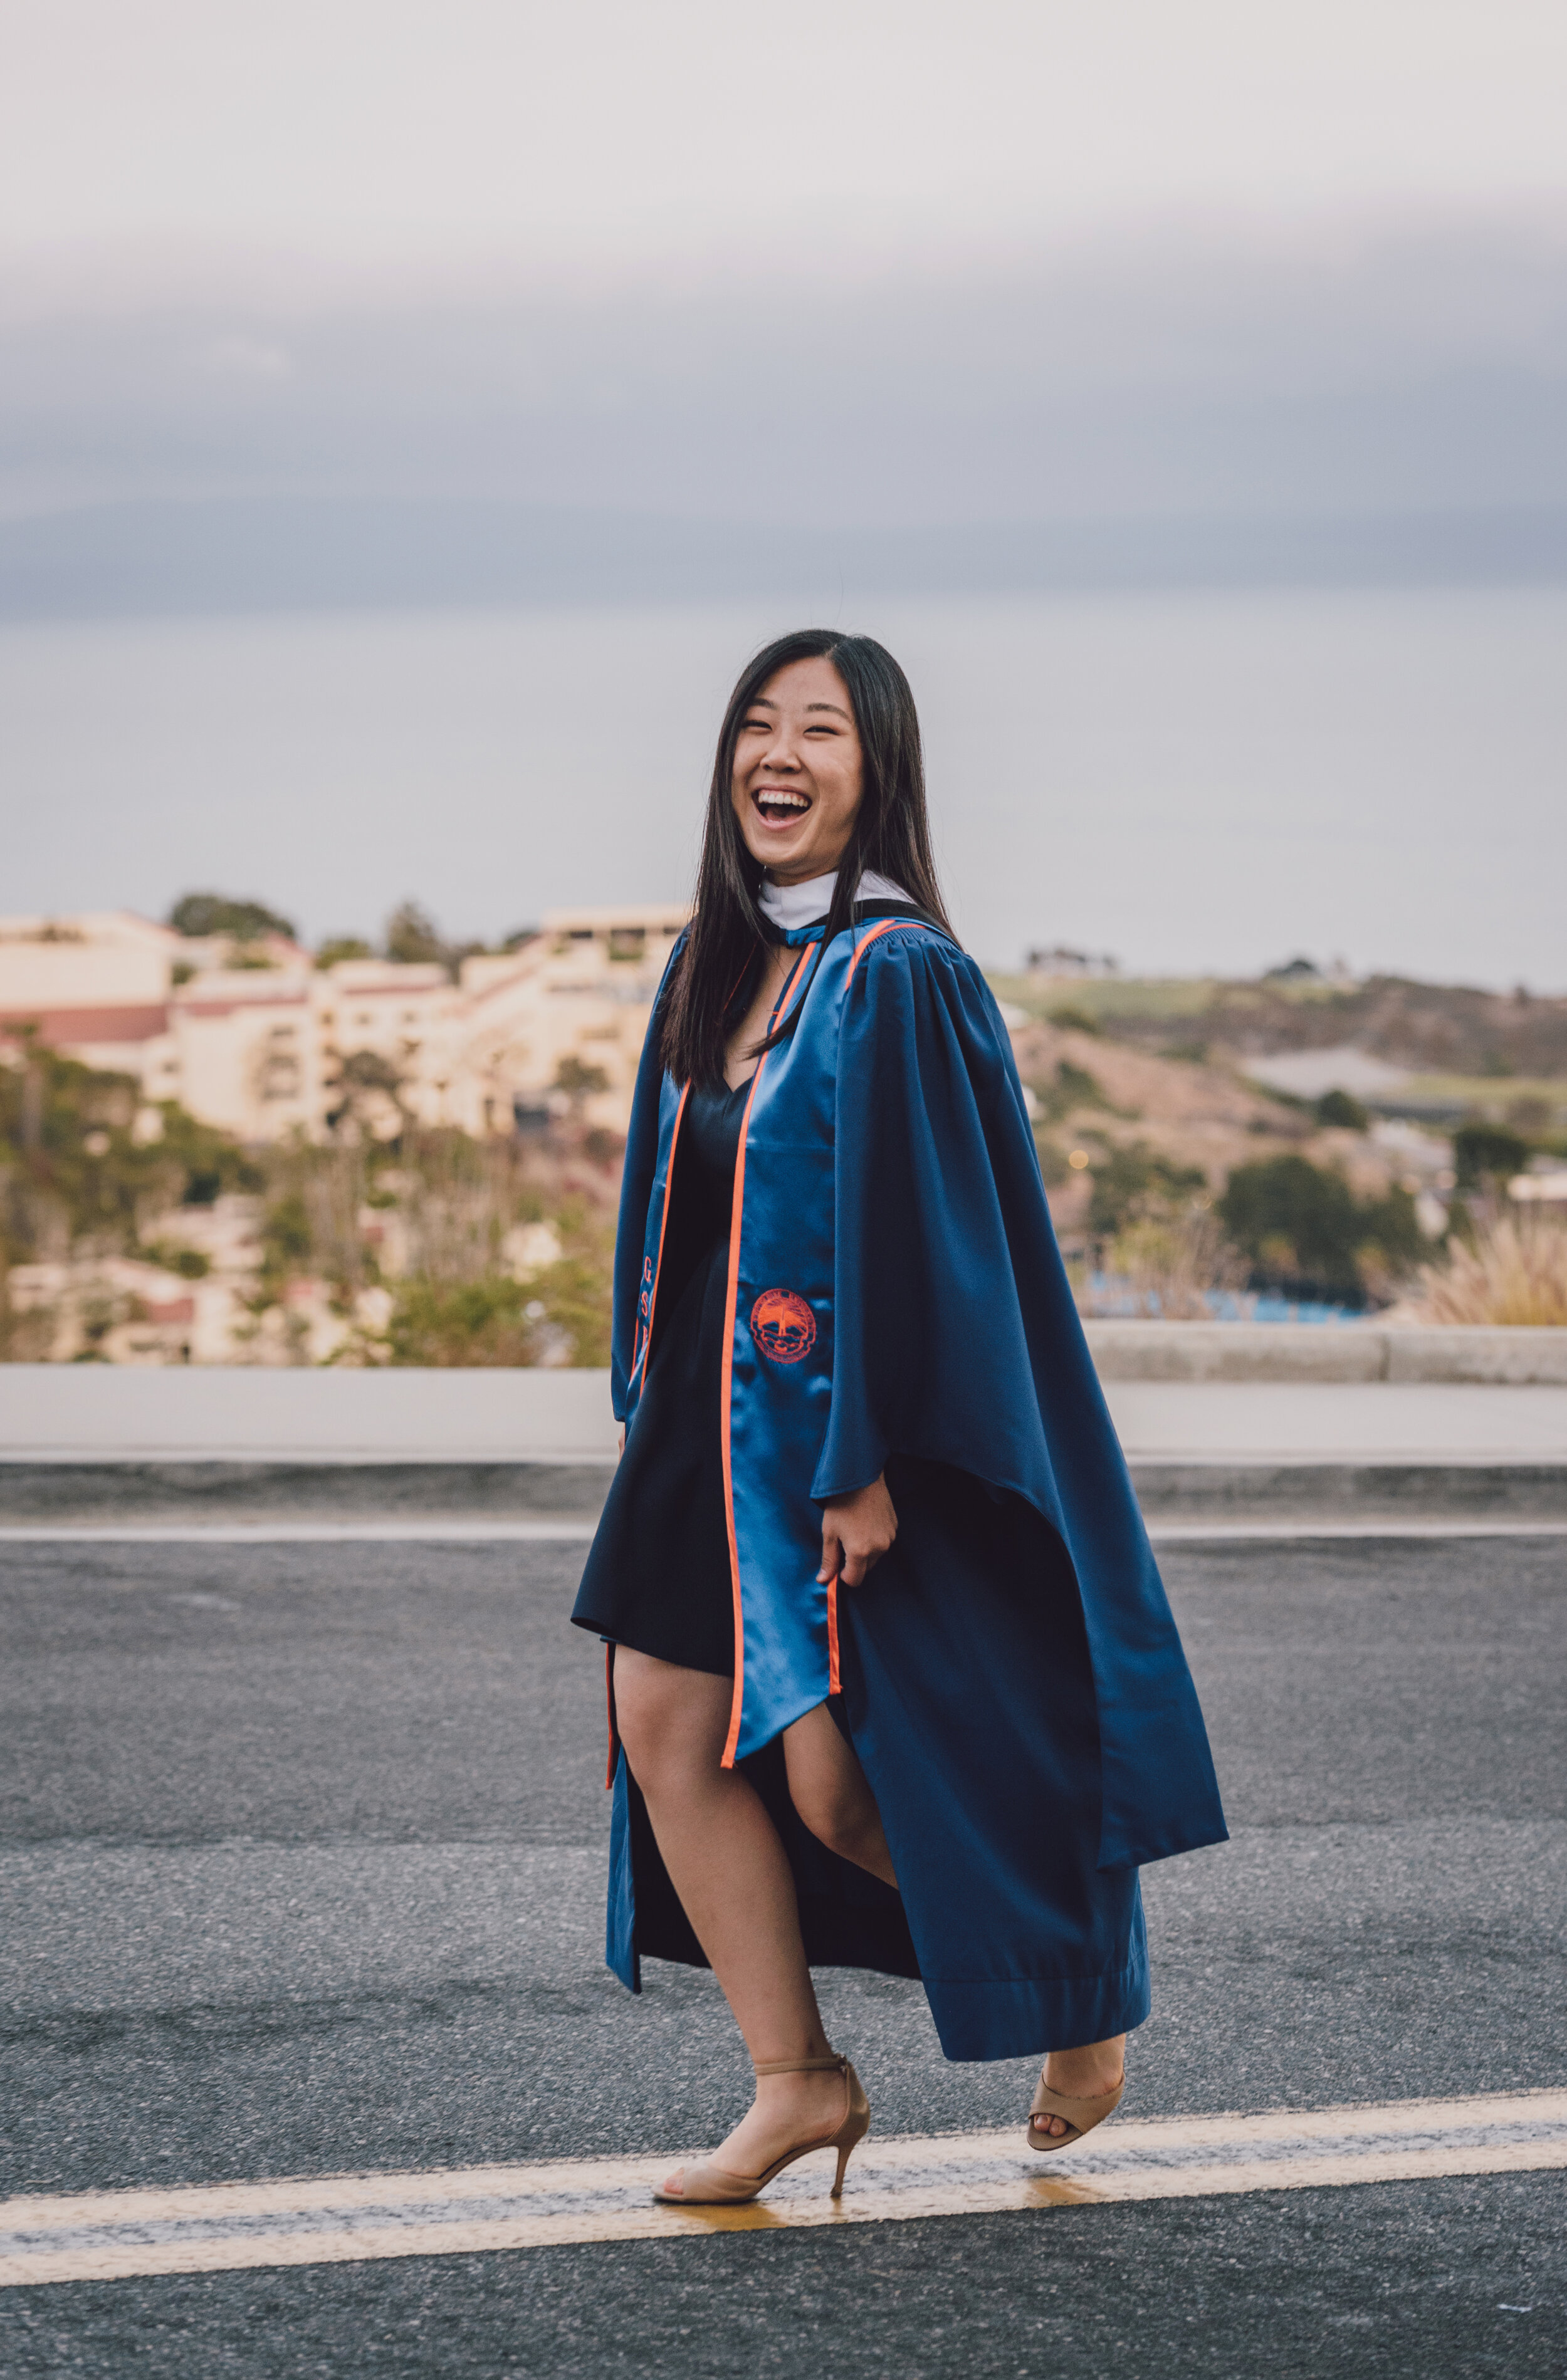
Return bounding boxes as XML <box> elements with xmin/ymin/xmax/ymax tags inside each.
<box><xmin>443</xmin><ymin>908</ymin><xmax>686</xmax><ymax>1135</ymax></box>
<box><xmin>0</xmin><ymin>904</ymin><xmax>687</xmax><ymax>1142</ymax></box>
<box><xmin>0</xmin><ymin>911</ymin><xmax>182</xmax><ymax>1076</ymax></box>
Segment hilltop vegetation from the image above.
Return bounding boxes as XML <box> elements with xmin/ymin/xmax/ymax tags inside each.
<box><xmin>993</xmin><ymin>969</ymin><xmax>1567</xmax><ymax>1091</ymax></box>
<box><xmin>1008</xmin><ymin>1012</ymin><xmax>1445</xmax><ymax>1307</ymax></box>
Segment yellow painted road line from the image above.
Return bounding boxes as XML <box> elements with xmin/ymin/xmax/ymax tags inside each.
<box><xmin>1145</xmin><ymin>1519</ymin><xmax>1567</xmax><ymax>1541</ymax></box>
<box><xmin>3</xmin><ymin>2090</ymin><xmax>1564</xmax><ymax>2288</ymax></box>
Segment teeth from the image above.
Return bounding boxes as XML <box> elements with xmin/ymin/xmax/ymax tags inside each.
<box><xmin>758</xmin><ymin>792</ymin><xmax>809</xmax><ymax>811</ymax></box>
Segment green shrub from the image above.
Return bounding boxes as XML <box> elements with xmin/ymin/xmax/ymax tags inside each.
<box><xmin>382</xmin><ymin>1247</ymin><xmax>613</xmax><ymax>1369</ymax></box>
<box><xmin>1219</xmin><ymin>1154</ymin><xmax>1423</xmax><ymax>1298</ymax></box>
<box><xmin>1029</xmin><ymin>1059</ymin><xmax>1128</xmax><ymax>1126</ymax></box>
<box><xmin>1086</xmin><ymin>1140</ymin><xmax>1207</xmax><ymax>1240</ymax></box>
<box><xmin>1452</xmin><ymin>1122</ymin><xmax>1529</xmax><ymax>1189</ymax></box>
<box><xmin>384</xmin><ymin>1276</ymin><xmax>535</xmax><ymax>1367</ymax></box>
<box><xmin>261</xmin><ymin>1193</ymin><xmax>313</xmax><ymax>1275</ymax></box>
<box><xmin>555</xmin><ymin>1055</ymin><xmax>611</xmax><ymax>1105</ymax></box>
<box><xmin>314</xmin><ymin>937</ymin><xmax>375</xmax><ymax>969</ymax></box>
<box><xmin>0</xmin><ymin>1052</ymin><xmax>258</xmax><ymax>1255</ymax></box>
<box><xmin>384</xmin><ymin>900</ymin><xmax>448</xmax><ymax>965</ymax></box>
<box><xmin>139</xmin><ymin>1242</ymin><xmax>211</xmax><ymax>1279</ymax></box>
<box><xmin>168</xmin><ymin>892</ymin><xmax>296</xmax><ymax>942</ymax></box>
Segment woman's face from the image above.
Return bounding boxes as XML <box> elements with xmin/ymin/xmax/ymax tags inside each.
<box><xmin>730</xmin><ymin>655</ymin><xmax>864</xmax><ymax>884</ymax></box>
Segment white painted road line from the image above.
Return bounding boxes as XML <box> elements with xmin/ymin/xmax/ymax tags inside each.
<box><xmin>0</xmin><ymin>1521</ymin><xmax>602</xmax><ymax>1543</ymax></box>
<box><xmin>0</xmin><ymin>1519</ymin><xmax>1563</xmax><ymax>1546</ymax></box>
<box><xmin>3</xmin><ymin>2091</ymin><xmax>1563</xmax><ymax>2287</ymax></box>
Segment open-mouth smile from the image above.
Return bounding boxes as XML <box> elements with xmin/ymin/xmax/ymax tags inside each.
<box><xmin>752</xmin><ymin>786</ymin><xmax>812</xmax><ymax>828</ymax></box>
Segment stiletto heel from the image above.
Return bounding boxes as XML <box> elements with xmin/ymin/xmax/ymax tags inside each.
<box><xmin>654</xmin><ymin>2051</ymin><xmax>870</xmax><ymax>2206</ymax></box>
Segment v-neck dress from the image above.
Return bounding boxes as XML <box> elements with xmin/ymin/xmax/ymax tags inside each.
<box><xmin>570</xmin><ymin>1073</ymin><xmax>750</xmax><ymax>1678</ymax></box>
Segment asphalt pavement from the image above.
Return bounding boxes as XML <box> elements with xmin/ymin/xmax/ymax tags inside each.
<box><xmin>0</xmin><ymin>1532</ymin><xmax>1563</xmax><ymax>2376</ymax></box>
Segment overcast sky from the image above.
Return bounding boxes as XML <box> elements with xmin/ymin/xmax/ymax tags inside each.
<box><xmin>2</xmin><ymin>5</ymin><xmax>1564</xmax><ymax>983</ymax></box>
<box><xmin>3</xmin><ymin>4</ymin><xmax>1566</xmax><ymax>551</ymax></box>
<box><xmin>1</xmin><ymin>1</ymin><xmax>1564</xmax><ymax>553</ymax></box>
<box><xmin>4</xmin><ymin>0</ymin><xmax>1567</xmax><ymax>305</ymax></box>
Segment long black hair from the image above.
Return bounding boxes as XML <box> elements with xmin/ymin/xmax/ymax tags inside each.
<box><xmin>659</xmin><ymin>629</ymin><xmax>953</xmax><ymax>1087</ymax></box>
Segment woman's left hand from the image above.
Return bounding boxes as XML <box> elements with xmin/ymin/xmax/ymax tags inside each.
<box><xmin>819</xmin><ymin>1474</ymin><xmax>898</xmax><ymax>1589</ymax></box>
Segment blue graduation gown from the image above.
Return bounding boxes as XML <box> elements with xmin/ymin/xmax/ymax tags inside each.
<box><xmin>602</xmin><ymin>909</ymin><xmax>1227</xmax><ymax>2059</ymax></box>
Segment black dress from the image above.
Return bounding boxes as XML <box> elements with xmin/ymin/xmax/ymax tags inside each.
<box><xmin>572</xmin><ymin>1065</ymin><xmax>921</xmax><ymax>1981</ymax></box>
<box><xmin>570</xmin><ymin>1074</ymin><xmax>748</xmax><ymax>1677</ymax></box>
<box><xmin>570</xmin><ymin>1045</ymin><xmax>952</xmax><ymax>1987</ymax></box>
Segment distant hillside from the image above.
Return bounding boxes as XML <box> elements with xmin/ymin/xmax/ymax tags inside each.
<box><xmin>993</xmin><ymin>972</ymin><xmax>1567</xmax><ymax>1085</ymax></box>
<box><xmin>1002</xmin><ymin>1016</ymin><xmax>1422</xmax><ymax>1253</ymax></box>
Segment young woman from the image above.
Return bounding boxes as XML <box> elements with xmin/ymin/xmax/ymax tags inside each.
<box><xmin>572</xmin><ymin>629</ymin><xmax>1226</xmax><ymax>2205</ymax></box>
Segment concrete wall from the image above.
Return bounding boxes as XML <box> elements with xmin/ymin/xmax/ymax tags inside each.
<box><xmin>3</xmin><ymin>1338</ymin><xmax>1564</xmax><ymax>1521</ymax></box>
<box><xmin>1082</xmin><ymin>1323</ymin><xmax>1567</xmax><ymax>1385</ymax></box>
<box><xmin>2</xmin><ymin>1327</ymin><xmax>1564</xmax><ymax>1462</ymax></box>
<box><xmin>0</xmin><ymin>1364</ymin><xmax>621</xmax><ymax>1460</ymax></box>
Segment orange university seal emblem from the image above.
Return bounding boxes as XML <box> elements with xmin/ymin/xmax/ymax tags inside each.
<box><xmin>749</xmin><ymin>1288</ymin><xmax>817</xmax><ymax>1364</ymax></box>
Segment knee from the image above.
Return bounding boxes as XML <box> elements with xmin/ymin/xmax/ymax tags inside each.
<box><xmin>613</xmin><ymin>1674</ymin><xmax>674</xmax><ymax>1780</ymax></box>
<box><xmin>613</xmin><ymin>1662</ymin><xmax>721</xmax><ymax>1797</ymax></box>
<box><xmin>791</xmin><ymin>1779</ymin><xmax>874</xmax><ymax>1866</ymax></box>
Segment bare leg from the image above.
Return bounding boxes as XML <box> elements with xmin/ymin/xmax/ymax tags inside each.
<box><xmin>617</xmin><ymin>1651</ymin><xmax>1120</xmax><ymax>2151</ymax></box>
<box><xmin>612</xmin><ymin>1650</ymin><xmax>852</xmax><ymax>2188</ymax></box>
<box><xmin>782</xmin><ymin>1702</ymin><xmax>898</xmax><ymax>1887</ymax></box>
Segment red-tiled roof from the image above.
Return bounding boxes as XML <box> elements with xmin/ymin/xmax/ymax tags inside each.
<box><xmin>176</xmin><ymin>993</ymin><xmax>308</xmax><ymax>1019</ymax></box>
<box><xmin>0</xmin><ymin>1004</ymin><xmax>169</xmax><ymax>1043</ymax></box>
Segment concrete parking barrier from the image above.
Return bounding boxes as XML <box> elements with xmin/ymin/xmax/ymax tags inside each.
<box><xmin>1083</xmin><ymin>1322</ymin><xmax>1567</xmax><ymax>1386</ymax></box>
<box><xmin>2</xmin><ymin>1333</ymin><xmax>1564</xmax><ymax>1527</ymax></box>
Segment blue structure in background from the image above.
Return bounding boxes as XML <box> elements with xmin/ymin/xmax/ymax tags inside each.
<box><xmin>1086</xmin><ymin>1275</ymin><xmax>1365</xmax><ymax>1326</ymax></box>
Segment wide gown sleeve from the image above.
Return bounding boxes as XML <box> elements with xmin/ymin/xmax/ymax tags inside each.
<box><xmin>813</xmin><ymin>931</ymin><xmax>1048</xmax><ymax>1505</ymax></box>
<box><xmin>815</xmin><ymin>929</ymin><xmax>1228</xmax><ymax>1872</ymax></box>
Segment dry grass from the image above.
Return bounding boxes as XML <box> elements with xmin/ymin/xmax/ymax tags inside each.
<box><xmin>1392</xmin><ymin>1213</ymin><xmax>1567</xmax><ymax>1327</ymax></box>
<box><xmin>1082</xmin><ymin>1213</ymin><xmax>1247</xmax><ymax>1319</ymax></box>
<box><xmin>395</xmin><ymin>1132</ymin><xmax>522</xmax><ymax>1283</ymax></box>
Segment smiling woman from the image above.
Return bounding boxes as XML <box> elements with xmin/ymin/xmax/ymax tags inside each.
<box><xmin>568</xmin><ymin>627</ymin><xmax>1227</xmax><ymax>2211</ymax></box>
<box><xmin>658</xmin><ymin>632</ymin><xmax>950</xmax><ymax>1091</ymax></box>
<box><xmin>736</xmin><ymin>655</ymin><xmax>864</xmax><ymax>857</ymax></box>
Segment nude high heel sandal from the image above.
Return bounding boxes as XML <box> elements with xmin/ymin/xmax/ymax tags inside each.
<box><xmin>1027</xmin><ymin>2069</ymin><xmax>1125</xmax><ymax>2153</ymax></box>
<box><xmin>652</xmin><ymin>2052</ymin><xmax>870</xmax><ymax>2206</ymax></box>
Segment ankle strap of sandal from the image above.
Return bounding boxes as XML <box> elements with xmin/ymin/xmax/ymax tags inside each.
<box><xmin>753</xmin><ymin>2052</ymin><xmax>846</xmax><ymax>2077</ymax></box>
